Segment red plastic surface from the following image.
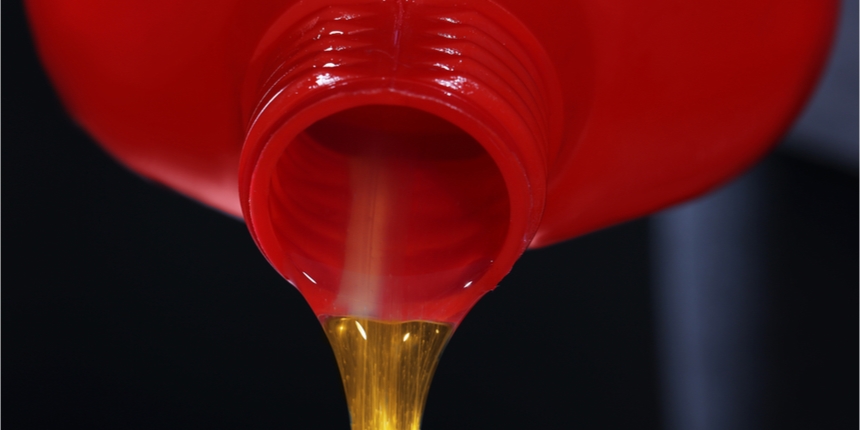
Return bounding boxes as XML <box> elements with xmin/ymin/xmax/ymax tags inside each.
<box><xmin>27</xmin><ymin>0</ymin><xmax>836</xmax><ymax>323</ymax></box>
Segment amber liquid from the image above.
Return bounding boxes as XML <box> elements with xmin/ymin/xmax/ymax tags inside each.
<box><xmin>323</xmin><ymin>316</ymin><xmax>453</xmax><ymax>430</ymax></box>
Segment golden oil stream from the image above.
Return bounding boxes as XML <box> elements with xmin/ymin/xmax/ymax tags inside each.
<box><xmin>323</xmin><ymin>316</ymin><xmax>453</xmax><ymax>430</ymax></box>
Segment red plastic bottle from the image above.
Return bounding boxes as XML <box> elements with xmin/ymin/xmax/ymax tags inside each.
<box><xmin>26</xmin><ymin>0</ymin><xmax>836</xmax><ymax>324</ymax></box>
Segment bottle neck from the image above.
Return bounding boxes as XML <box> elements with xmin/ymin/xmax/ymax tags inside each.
<box><xmin>239</xmin><ymin>0</ymin><xmax>561</xmax><ymax>323</ymax></box>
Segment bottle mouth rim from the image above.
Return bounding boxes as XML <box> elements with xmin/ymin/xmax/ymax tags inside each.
<box><xmin>240</xmin><ymin>81</ymin><xmax>545</xmax><ymax>323</ymax></box>
<box><xmin>238</xmin><ymin>0</ymin><xmax>561</xmax><ymax>322</ymax></box>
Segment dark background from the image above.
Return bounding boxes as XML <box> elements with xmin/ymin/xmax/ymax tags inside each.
<box><xmin>4</xmin><ymin>2</ymin><xmax>857</xmax><ymax>429</ymax></box>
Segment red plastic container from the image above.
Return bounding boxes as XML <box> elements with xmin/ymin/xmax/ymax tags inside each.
<box><xmin>26</xmin><ymin>0</ymin><xmax>836</xmax><ymax>323</ymax></box>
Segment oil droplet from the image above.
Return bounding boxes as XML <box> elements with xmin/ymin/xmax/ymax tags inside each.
<box><xmin>323</xmin><ymin>316</ymin><xmax>453</xmax><ymax>430</ymax></box>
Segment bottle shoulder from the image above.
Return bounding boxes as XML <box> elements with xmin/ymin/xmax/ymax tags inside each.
<box><xmin>27</xmin><ymin>0</ymin><xmax>838</xmax><ymax>238</ymax></box>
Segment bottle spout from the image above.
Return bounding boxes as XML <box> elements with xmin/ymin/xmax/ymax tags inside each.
<box><xmin>239</xmin><ymin>0</ymin><xmax>561</xmax><ymax>324</ymax></box>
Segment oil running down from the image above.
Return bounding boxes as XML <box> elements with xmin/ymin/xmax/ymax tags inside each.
<box><xmin>323</xmin><ymin>316</ymin><xmax>453</xmax><ymax>430</ymax></box>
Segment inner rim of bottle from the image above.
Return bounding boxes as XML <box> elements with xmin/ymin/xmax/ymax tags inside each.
<box><xmin>267</xmin><ymin>104</ymin><xmax>510</xmax><ymax>319</ymax></box>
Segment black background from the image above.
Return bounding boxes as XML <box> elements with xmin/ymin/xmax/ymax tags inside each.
<box><xmin>5</xmin><ymin>2</ymin><xmax>857</xmax><ymax>429</ymax></box>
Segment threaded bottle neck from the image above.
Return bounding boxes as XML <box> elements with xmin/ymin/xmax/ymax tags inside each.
<box><xmin>239</xmin><ymin>0</ymin><xmax>561</xmax><ymax>323</ymax></box>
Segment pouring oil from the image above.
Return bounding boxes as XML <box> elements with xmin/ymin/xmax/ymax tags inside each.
<box><xmin>289</xmin><ymin>106</ymin><xmax>505</xmax><ymax>428</ymax></box>
<box><xmin>323</xmin><ymin>316</ymin><xmax>453</xmax><ymax>430</ymax></box>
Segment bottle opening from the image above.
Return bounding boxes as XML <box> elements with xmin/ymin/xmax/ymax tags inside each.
<box><xmin>265</xmin><ymin>105</ymin><xmax>510</xmax><ymax>320</ymax></box>
<box><xmin>240</xmin><ymin>0</ymin><xmax>560</xmax><ymax>322</ymax></box>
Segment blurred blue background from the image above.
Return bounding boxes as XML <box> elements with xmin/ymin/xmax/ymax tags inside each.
<box><xmin>653</xmin><ymin>1</ymin><xmax>857</xmax><ymax>428</ymax></box>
